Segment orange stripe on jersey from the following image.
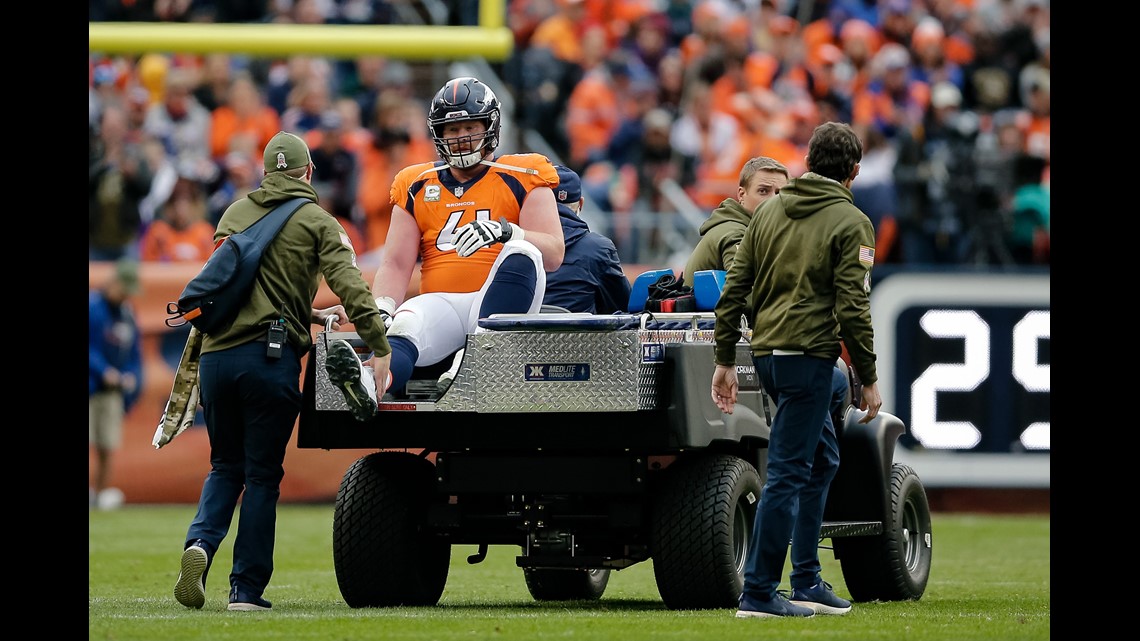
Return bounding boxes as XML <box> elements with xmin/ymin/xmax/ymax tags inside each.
<box><xmin>389</xmin><ymin>155</ymin><xmax>559</xmax><ymax>293</ymax></box>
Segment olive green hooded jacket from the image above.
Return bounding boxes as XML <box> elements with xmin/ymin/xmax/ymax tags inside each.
<box><xmin>683</xmin><ymin>197</ymin><xmax>751</xmax><ymax>288</ymax></box>
<box><xmin>201</xmin><ymin>172</ymin><xmax>391</xmax><ymax>358</ymax></box>
<box><xmin>713</xmin><ymin>172</ymin><xmax>878</xmax><ymax>385</ymax></box>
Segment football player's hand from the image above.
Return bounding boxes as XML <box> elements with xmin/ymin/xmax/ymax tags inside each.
<box><xmin>453</xmin><ymin>218</ymin><xmax>522</xmax><ymax>257</ymax></box>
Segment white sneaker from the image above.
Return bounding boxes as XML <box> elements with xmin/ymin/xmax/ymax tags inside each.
<box><xmin>325</xmin><ymin>339</ymin><xmax>378</xmax><ymax>422</ymax></box>
<box><xmin>96</xmin><ymin>487</ymin><xmax>125</xmax><ymax>511</ymax></box>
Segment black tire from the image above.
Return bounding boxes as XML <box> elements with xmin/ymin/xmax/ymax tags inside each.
<box><xmin>834</xmin><ymin>463</ymin><xmax>932</xmax><ymax>602</ymax></box>
<box><xmin>332</xmin><ymin>452</ymin><xmax>451</xmax><ymax>607</ymax></box>
<box><xmin>650</xmin><ymin>454</ymin><xmax>761</xmax><ymax>610</ymax></box>
<box><xmin>523</xmin><ymin>568</ymin><xmax>611</xmax><ymax>601</ymax></box>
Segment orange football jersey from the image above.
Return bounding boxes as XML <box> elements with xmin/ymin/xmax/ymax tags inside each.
<box><xmin>389</xmin><ymin>154</ymin><xmax>559</xmax><ymax>293</ymax></box>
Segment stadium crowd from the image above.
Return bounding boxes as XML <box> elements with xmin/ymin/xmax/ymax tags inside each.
<box><xmin>89</xmin><ymin>0</ymin><xmax>1050</xmax><ymax>270</ymax></box>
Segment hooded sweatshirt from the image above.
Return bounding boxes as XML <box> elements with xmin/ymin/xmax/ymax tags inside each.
<box><xmin>713</xmin><ymin>173</ymin><xmax>878</xmax><ymax>384</ymax></box>
<box><xmin>202</xmin><ymin>172</ymin><xmax>391</xmax><ymax>358</ymax></box>
<box><xmin>683</xmin><ymin>197</ymin><xmax>752</xmax><ymax>287</ymax></box>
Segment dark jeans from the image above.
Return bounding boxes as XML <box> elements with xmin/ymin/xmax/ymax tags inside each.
<box><xmin>742</xmin><ymin>356</ymin><xmax>845</xmax><ymax>599</ymax></box>
<box><xmin>187</xmin><ymin>340</ymin><xmax>302</xmax><ymax>599</ymax></box>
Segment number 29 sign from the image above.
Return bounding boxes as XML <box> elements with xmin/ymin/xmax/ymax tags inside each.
<box><xmin>870</xmin><ymin>272</ymin><xmax>1049</xmax><ymax>455</ymax></box>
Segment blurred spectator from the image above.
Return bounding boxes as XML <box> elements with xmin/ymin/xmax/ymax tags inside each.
<box><xmin>89</xmin><ymin>56</ymin><xmax>132</xmax><ymax>129</ymax></box>
<box><xmin>807</xmin><ymin>44</ymin><xmax>855</xmax><ymax>121</ymax></box>
<box><xmin>193</xmin><ymin>53</ymin><xmax>236</xmax><ymax>112</ymax></box>
<box><xmin>1018</xmin><ymin>63</ymin><xmax>1049</xmax><ymax>161</ymax></box>
<box><xmin>281</xmin><ymin>74</ymin><xmax>333</xmax><ymax>135</ymax></box>
<box><xmin>207</xmin><ymin>148</ymin><xmax>263</xmax><ymax>227</ymax></box>
<box><xmin>307</xmin><ymin>110</ymin><xmax>366</xmax><ymax>252</ymax></box>
<box><xmin>756</xmin><ymin>99</ymin><xmax>815</xmax><ymax>181</ymax></box>
<box><xmin>583</xmin><ymin>0</ymin><xmax>658</xmax><ymax>46</ymax></box>
<box><xmin>605</xmin><ymin>76</ymin><xmax>662</xmax><ymax>167</ymax></box>
<box><xmin>506</xmin><ymin>0</ymin><xmax>557</xmax><ymax>50</ymax></box>
<box><xmin>662</xmin><ymin>0</ymin><xmax>693</xmax><ymax>45</ymax></box>
<box><xmin>837</xmin><ymin>18</ymin><xmax>881</xmax><ymax>96</ymax></box>
<box><xmin>139</xmin><ymin>176</ymin><xmax>217</xmax><ymax>262</ymax></box>
<box><xmin>529</xmin><ymin>0</ymin><xmax>590</xmax><ymax>66</ymax></box>
<box><xmin>879</xmin><ymin>0</ymin><xmax>917</xmax><ymax>47</ymax></box>
<box><xmin>89</xmin><ymin>258</ymin><xmax>143</xmax><ymax>510</ymax></box>
<box><xmin>852</xmin><ymin>42</ymin><xmax>929</xmax><ymax>140</ymax></box>
<box><xmin>349</xmin><ymin>58</ymin><xmax>421</xmax><ymax>139</ymax></box>
<box><xmin>670</xmin><ymin>78</ymin><xmax>745</xmax><ymax>210</ymax></box>
<box><xmin>209</xmin><ymin>72</ymin><xmax>282</xmax><ymax>161</ymax></box>
<box><xmin>959</xmin><ymin>25</ymin><xmax>1017</xmax><ymax>112</ymax></box>
<box><xmin>137</xmin><ymin>136</ymin><xmax>179</xmax><ymax>229</ymax></box>
<box><xmin>679</xmin><ymin>0</ymin><xmax>733</xmax><ymax>68</ymax></box>
<box><xmin>621</xmin><ymin>11</ymin><xmax>674</xmax><ymax>75</ymax></box>
<box><xmin>623</xmin><ymin>107</ymin><xmax>681</xmax><ymax>217</ymax></box>
<box><xmin>1006</xmin><ymin>152</ymin><xmax>1049</xmax><ymax>265</ymax></box>
<box><xmin>893</xmin><ymin>80</ymin><xmax>976</xmax><ymax>264</ymax></box>
<box><xmin>90</xmin><ymin>104</ymin><xmax>155</xmax><ymax>261</ymax></box>
<box><xmin>143</xmin><ymin>65</ymin><xmax>215</xmax><ymax>182</ymax></box>
<box><xmin>357</xmin><ymin>90</ymin><xmax>437</xmax><ymax>252</ymax></box>
<box><xmin>123</xmin><ymin>85</ymin><xmax>152</xmax><ymax>138</ymax></box>
<box><xmin>264</xmin><ymin>55</ymin><xmax>331</xmax><ymax>116</ymax></box>
<box><xmin>565</xmin><ymin>50</ymin><xmax>632</xmax><ymax>171</ymax></box>
<box><xmin>909</xmin><ymin>16</ymin><xmax>964</xmax><ymax>91</ymax></box>
<box><xmin>749</xmin><ymin>14</ymin><xmax>814</xmax><ymax>103</ymax></box>
<box><xmin>655</xmin><ymin>49</ymin><xmax>686</xmax><ymax>117</ymax></box>
<box><xmin>507</xmin><ymin>18</ymin><xmax>601</xmax><ymax>162</ymax></box>
<box><xmin>327</xmin><ymin>96</ymin><xmax>374</xmax><ymax>156</ymax></box>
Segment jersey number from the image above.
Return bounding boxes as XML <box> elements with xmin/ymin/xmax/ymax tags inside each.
<box><xmin>435</xmin><ymin>208</ymin><xmax>492</xmax><ymax>252</ymax></box>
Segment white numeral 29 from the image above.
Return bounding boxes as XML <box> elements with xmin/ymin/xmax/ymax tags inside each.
<box><xmin>909</xmin><ymin>310</ymin><xmax>1050</xmax><ymax>450</ymax></box>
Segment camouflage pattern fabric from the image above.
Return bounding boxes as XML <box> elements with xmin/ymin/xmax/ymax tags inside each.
<box><xmin>152</xmin><ymin>327</ymin><xmax>202</xmax><ymax>449</ymax></box>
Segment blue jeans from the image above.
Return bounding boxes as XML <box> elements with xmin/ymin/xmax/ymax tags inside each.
<box><xmin>742</xmin><ymin>356</ymin><xmax>845</xmax><ymax>599</ymax></box>
<box><xmin>187</xmin><ymin>340</ymin><xmax>302</xmax><ymax>599</ymax></box>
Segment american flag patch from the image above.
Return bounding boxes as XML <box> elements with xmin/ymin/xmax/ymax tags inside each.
<box><xmin>858</xmin><ymin>245</ymin><xmax>875</xmax><ymax>265</ymax></box>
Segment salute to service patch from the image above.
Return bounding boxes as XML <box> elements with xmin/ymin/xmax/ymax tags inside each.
<box><xmin>858</xmin><ymin>245</ymin><xmax>875</xmax><ymax>266</ymax></box>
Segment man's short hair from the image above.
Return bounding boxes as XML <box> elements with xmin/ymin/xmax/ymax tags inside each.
<box><xmin>739</xmin><ymin>156</ymin><xmax>790</xmax><ymax>188</ymax></box>
<box><xmin>806</xmin><ymin>122</ymin><xmax>863</xmax><ymax>183</ymax></box>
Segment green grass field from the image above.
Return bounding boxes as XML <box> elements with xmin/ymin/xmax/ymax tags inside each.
<box><xmin>89</xmin><ymin>505</ymin><xmax>1049</xmax><ymax>641</ymax></box>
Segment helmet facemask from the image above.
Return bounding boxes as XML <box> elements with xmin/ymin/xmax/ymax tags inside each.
<box><xmin>432</xmin><ymin>116</ymin><xmax>498</xmax><ymax>169</ymax></box>
<box><xmin>427</xmin><ymin>77</ymin><xmax>502</xmax><ymax>170</ymax></box>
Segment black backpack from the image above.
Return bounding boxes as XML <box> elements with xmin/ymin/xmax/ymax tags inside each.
<box><xmin>644</xmin><ymin>273</ymin><xmax>697</xmax><ymax>313</ymax></box>
<box><xmin>165</xmin><ymin>197</ymin><xmax>309</xmax><ymax>334</ymax></box>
